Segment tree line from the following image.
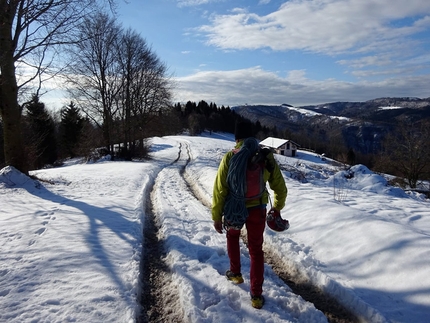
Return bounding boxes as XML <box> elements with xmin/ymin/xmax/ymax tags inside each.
<box><xmin>174</xmin><ymin>100</ymin><xmax>278</xmax><ymax>138</ymax></box>
<box><xmin>0</xmin><ymin>97</ymin><xmax>273</xmax><ymax>168</ymax></box>
<box><xmin>1</xmin><ymin>93</ymin><xmax>429</xmax><ymax>190</ymax></box>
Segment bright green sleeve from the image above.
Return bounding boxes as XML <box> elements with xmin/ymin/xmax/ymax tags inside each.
<box><xmin>266</xmin><ymin>153</ymin><xmax>288</xmax><ymax>210</ymax></box>
<box><xmin>211</xmin><ymin>152</ymin><xmax>233</xmax><ymax>221</ymax></box>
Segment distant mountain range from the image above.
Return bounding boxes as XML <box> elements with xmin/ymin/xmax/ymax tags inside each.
<box><xmin>232</xmin><ymin>97</ymin><xmax>430</xmax><ymax>154</ymax></box>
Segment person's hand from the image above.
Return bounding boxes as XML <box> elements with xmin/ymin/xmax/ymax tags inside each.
<box><xmin>214</xmin><ymin>220</ymin><xmax>223</xmax><ymax>233</ymax></box>
<box><xmin>267</xmin><ymin>207</ymin><xmax>289</xmax><ymax>232</ymax></box>
<box><xmin>268</xmin><ymin>207</ymin><xmax>280</xmax><ymax>219</ymax></box>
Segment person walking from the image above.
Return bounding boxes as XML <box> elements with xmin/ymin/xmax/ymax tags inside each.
<box><xmin>212</xmin><ymin>121</ymin><xmax>288</xmax><ymax>309</ymax></box>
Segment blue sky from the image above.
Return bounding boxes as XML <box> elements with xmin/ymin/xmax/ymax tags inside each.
<box><xmin>115</xmin><ymin>0</ymin><xmax>430</xmax><ymax>107</ymax></box>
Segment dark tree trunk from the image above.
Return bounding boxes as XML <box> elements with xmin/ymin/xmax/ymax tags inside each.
<box><xmin>0</xmin><ymin>37</ymin><xmax>28</xmax><ymax>174</ymax></box>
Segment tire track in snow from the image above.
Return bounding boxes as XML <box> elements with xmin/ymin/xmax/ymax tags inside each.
<box><xmin>147</xmin><ymin>142</ymin><xmax>228</xmax><ymax>321</ymax></box>
<box><xmin>151</xmin><ymin>142</ymin><xmax>323</xmax><ymax>322</ymax></box>
<box><xmin>262</xmin><ymin>243</ymin><xmax>359</xmax><ymax>323</ymax></box>
<box><xmin>138</xmin><ymin>141</ymin><xmax>218</xmax><ymax>322</ymax></box>
<box><xmin>137</xmin><ymin>143</ymin><xmax>186</xmax><ymax>323</ymax></box>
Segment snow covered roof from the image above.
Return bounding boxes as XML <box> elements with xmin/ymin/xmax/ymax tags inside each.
<box><xmin>259</xmin><ymin>137</ymin><xmax>299</xmax><ymax>149</ymax></box>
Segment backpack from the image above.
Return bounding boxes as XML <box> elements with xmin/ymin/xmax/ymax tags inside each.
<box><xmin>244</xmin><ymin>147</ymin><xmax>271</xmax><ymax>201</ymax></box>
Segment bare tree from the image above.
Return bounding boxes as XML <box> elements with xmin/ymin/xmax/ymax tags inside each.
<box><xmin>378</xmin><ymin>120</ymin><xmax>430</xmax><ymax>188</ymax></box>
<box><xmin>66</xmin><ymin>12</ymin><xmax>123</xmax><ymax>154</ymax></box>
<box><xmin>0</xmin><ymin>0</ymin><xmax>116</xmax><ymax>174</ymax></box>
<box><xmin>116</xmin><ymin>28</ymin><xmax>172</xmax><ymax>155</ymax></box>
<box><xmin>67</xmin><ymin>14</ymin><xmax>173</xmax><ymax>159</ymax></box>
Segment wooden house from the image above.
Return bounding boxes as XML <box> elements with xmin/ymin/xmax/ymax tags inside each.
<box><xmin>259</xmin><ymin>137</ymin><xmax>300</xmax><ymax>157</ymax></box>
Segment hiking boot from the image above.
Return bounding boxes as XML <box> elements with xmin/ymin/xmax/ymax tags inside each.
<box><xmin>225</xmin><ymin>270</ymin><xmax>244</xmax><ymax>284</ymax></box>
<box><xmin>251</xmin><ymin>295</ymin><xmax>265</xmax><ymax>309</ymax></box>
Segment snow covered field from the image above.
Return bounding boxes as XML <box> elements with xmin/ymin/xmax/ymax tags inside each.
<box><xmin>1</xmin><ymin>132</ymin><xmax>429</xmax><ymax>322</ymax></box>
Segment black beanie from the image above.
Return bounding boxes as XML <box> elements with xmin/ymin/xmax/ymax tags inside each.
<box><xmin>234</xmin><ymin>121</ymin><xmax>253</xmax><ymax>140</ymax></box>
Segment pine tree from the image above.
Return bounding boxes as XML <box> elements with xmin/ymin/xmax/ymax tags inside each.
<box><xmin>24</xmin><ymin>95</ymin><xmax>57</xmax><ymax>169</ymax></box>
<box><xmin>347</xmin><ymin>148</ymin><xmax>356</xmax><ymax>165</ymax></box>
<box><xmin>60</xmin><ymin>102</ymin><xmax>84</xmax><ymax>158</ymax></box>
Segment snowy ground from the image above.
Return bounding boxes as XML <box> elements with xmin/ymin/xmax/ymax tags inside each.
<box><xmin>1</xmin><ymin>132</ymin><xmax>429</xmax><ymax>322</ymax></box>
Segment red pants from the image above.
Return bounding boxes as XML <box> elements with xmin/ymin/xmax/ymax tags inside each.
<box><xmin>226</xmin><ymin>207</ymin><xmax>266</xmax><ymax>296</ymax></box>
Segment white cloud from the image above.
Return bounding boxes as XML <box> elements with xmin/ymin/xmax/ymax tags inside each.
<box><xmin>350</xmin><ymin>67</ymin><xmax>415</xmax><ymax>78</ymax></box>
<box><xmin>198</xmin><ymin>0</ymin><xmax>430</xmax><ymax>55</ymax></box>
<box><xmin>404</xmin><ymin>53</ymin><xmax>430</xmax><ymax>65</ymax></box>
<box><xmin>174</xmin><ymin>66</ymin><xmax>430</xmax><ymax>106</ymax></box>
<box><xmin>193</xmin><ymin>0</ymin><xmax>430</xmax><ymax>82</ymax></box>
<box><xmin>337</xmin><ymin>55</ymin><xmax>393</xmax><ymax>68</ymax></box>
<box><xmin>286</xmin><ymin>70</ymin><xmax>308</xmax><ymax>83</ymax></box>
<box><xmin>177</xmin><ymin>0</ymin><xmax>220</xmax><ymax>7</ymax></box>
<box><xmin>413</xmin><ymin>15</ymin><xmax>430</xmax><ymax>28</ymax></box>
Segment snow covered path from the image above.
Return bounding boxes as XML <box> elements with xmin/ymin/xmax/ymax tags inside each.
<box><xmin>150</xmin><ymin>140</ymin><xmax>327</xmax><ymax>322</ymax></box>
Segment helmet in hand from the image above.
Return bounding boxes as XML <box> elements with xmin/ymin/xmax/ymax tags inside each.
<box><xmin>267</xmin><ymin>208</ymin><xmax>289</xmax><ymax>232</ymax></box>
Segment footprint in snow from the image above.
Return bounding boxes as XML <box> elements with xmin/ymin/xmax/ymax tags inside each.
<box><xmin>35</xmin><ymin>227</ymin><xmax>46</xmax><ymax>236</ymax></box>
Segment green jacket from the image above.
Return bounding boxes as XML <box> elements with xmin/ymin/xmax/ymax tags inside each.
<box><xmin>211</xmin><ymin>140</ymin><xmax>288</xmax><ymax>222</ymax></box>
